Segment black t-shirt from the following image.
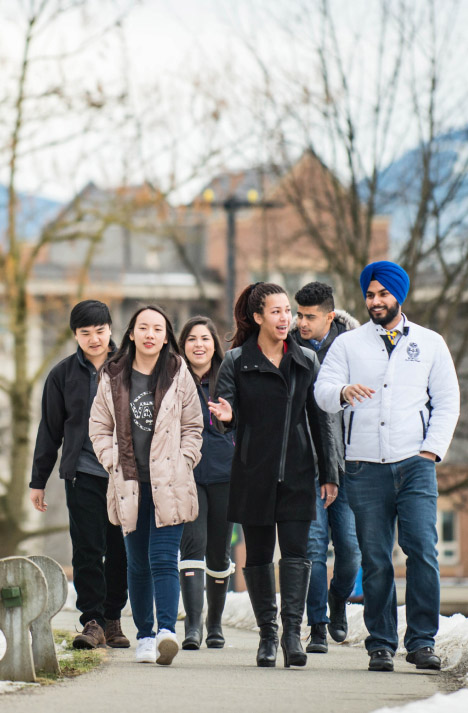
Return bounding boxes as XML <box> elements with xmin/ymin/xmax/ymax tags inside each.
<box><xmin>130</xmin><ymin>369</ymin><xmax>154</xmax><ymax>483</ymax></box>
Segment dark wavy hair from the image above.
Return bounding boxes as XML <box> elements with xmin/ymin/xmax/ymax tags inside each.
<box><xmin>294</xmin><ymin>282</ymin><xmax>335</xmax><ymax>312</ymax></box>
<box><xmin>102</xmin><ymin>305</ymin><xmax>180</xmax><ymax>396</ymax></box>
<box><xmin>179</xmin><ymin>315</ymin><xmax>224</xmax><ymax>396</ymax></box>
<box><xmin>231</xmin><ymin>282</ymin><xmax>287</xmax><ymax>348</ymax></box>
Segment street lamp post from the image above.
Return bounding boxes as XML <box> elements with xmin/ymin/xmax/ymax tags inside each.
<box><xmin>224</xmin><ymin>197</ymin><xmax>238</xmax><ymax>329</ymax></box>
<box><xmin>203</xmin><ymin>188</ymin><xmax>281</xmax><ymax>327</ymax></box>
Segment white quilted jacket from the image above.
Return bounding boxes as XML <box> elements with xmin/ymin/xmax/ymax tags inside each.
<box><xmin>314</xmin><ymin>318</ymin><xmax>460</xmax><ymax>463</ymax></box>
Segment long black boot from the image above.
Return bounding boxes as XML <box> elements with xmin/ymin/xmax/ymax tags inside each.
<box><xmin>279</xmin><ymin>558</ymin><xmax>311</xmax><ymax>668</ymax></box>
<box><xmin>180</xmin><ymin>566</ymin><xmax>204</xmax><ymax>650</ymax></box>
<box><xmin>205</xmin><ymin>574</ymin><xmax>230</xmax><ymax>648</ymax></box>
<box><xmin>243</xmin><ymin>564</ymin><xmax>279</xmax><ymax>667</ymax></box>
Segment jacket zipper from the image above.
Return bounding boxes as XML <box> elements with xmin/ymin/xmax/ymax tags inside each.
<box><xmin>278</xmin><ymin>369</ymin><xmax>296</xmax><ymax>482</ymax></box>
<box><xmin>419</xmin><ymin>410</ymin><xmax>427</xmax><ymax>439</ymax></box>
<box><xmin>347</xmin><ymin>412</ymin><xmax>355</xmax><ymax>445</ymax></box>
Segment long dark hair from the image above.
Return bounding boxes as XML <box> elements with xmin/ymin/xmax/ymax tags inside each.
<box><xmin>179</xmin><ymin>315</ymin><xmax>224</xmax><ymax>396</ymax></box>
<box><xmin>103</xmin><ymin>305</ymin><xmax>180</xmax><ymax>396</ymax></box>
<box><xmin>231</xmin><ymin>282</ymin><xmax>287</xmax><ymax>348</ymax></box>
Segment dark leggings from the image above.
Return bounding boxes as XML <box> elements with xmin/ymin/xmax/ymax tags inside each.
<box><xmin>243</xmin><ymin>521</ymin><xmax>311</xmax><ymax>568</ymax></box>
<box><xmin>180</xmin><ymin>482</ymin><xmax>233</xmax><ymax>572</ymax></box>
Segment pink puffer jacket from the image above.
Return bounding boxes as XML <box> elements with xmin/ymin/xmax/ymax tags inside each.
<box><xmin>89</xmin><ymin>359</ymin><xmax>203</xmax><ymax>535</ymax></box>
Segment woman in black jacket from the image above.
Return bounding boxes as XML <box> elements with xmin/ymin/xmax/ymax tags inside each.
<box><xmin>209</xmin><ymin>283</ymin><xmax>339</xmax><ymax>669</ymax></box>
<box><xmin>178</xmin><ymin>316</ymin><xmax>235</xmax><ymax>651</ymax></box>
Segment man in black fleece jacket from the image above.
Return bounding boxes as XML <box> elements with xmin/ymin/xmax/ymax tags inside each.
<box><xmin>29</xmin><ymin>300</ymin><xmax>129</xmax><ymax>650</ymax></box>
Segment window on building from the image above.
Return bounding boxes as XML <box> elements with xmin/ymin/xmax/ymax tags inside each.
<box><xmin>437</xmin><ymin>510</ymin><xmax>458</xmax><ymax>565</ymax></box>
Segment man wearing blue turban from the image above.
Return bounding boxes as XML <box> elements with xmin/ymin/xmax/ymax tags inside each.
<box><xmin>314</xmin><ymin>260</ymin><xmax>460</xmax><ymax>673</ymax></box>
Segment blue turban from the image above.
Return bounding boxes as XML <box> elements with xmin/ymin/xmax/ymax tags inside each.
<box><xmin>359</xmin><ymin>261</ymin><xmax>410</xmax><ymax>305</ymax></box>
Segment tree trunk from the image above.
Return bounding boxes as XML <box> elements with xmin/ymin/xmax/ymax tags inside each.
<box><xmin>2</xmin><ymin>286</ymin><xmax>32</xmax><ymax>555</ymax></box>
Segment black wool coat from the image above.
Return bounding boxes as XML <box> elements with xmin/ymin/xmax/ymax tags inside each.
<box><xmin>215</xmin><ymin>334</ymin><xmax>339</xmax><ymax>526</ymax></box>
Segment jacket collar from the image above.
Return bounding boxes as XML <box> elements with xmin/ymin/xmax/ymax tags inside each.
<box><xmin>365</xmin><ymin>314</ymin><xmax>411</xmax><ymax>340</ymax></box>
<box><xmin>240</xmin><ymin>333</ymin><xmax>310</xmax><ymax>372</ymax></box>
<box><xmin>106</xmin><ymin>355</ymin><xmax>127</xmax><ymax>379</ymax></box>
<box><xmin>76</xmin><ymin>339</ymin><xmax>117</xmax><ymax>369</ymax></box>
<box><xmin>291</xmin><ymin>319</ymin><xmax>340</xmax><ymax>353</ymax></box>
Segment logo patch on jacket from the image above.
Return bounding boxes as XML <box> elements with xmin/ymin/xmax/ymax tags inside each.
<box><xmin>406</xmin><ymin>342</ymin><xmax>420</xmax><ymax>362</ymax></box>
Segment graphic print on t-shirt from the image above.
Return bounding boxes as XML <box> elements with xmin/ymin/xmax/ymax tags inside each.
<box><xmin>130</xmin><ymin>390</ymin><xmax>154</xmax><ymax>432</ymax></box>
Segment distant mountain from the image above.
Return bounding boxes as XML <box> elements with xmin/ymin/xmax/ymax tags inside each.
<box><xmin>361</xmin><ymin>126</ymin><xmax>468</xmax><ymax>263</ymax></box>
<box><xmin>0</xmin><ymin>185</ymin><xmax>62</xmax><ymax>247</ymax></box>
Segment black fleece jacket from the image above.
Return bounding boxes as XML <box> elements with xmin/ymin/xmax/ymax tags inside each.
<box><xmin>30</xmin><ymin>345</ymin><xmax>115</xmax><ymax>489</ymax></box>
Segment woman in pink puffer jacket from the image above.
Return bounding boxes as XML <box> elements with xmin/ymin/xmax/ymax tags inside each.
<box><xmin>90</xmin><ymin>305</ymin><xmax>202</xmax><ymax>667</ymax></box>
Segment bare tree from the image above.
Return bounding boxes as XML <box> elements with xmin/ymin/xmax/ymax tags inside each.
<box><xmin>196</xmin><ymin>0</ymin><xmax>468</xmax><ymax>487</ymax></box>
<box><xmin>0</xmin><ymin>0</ymin><xmax>136</xmax><ymax>556</ymax></box>
<box><xmin>225</xmin><ymin>0</ymin><xmax>468</xmax><ymax>327</ymax></box>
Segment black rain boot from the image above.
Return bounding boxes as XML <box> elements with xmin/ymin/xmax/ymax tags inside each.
<box><xmin>180</xmin><ymin>566</ymin><xmax>205</xmax><ymax>650</ymax></box>
<box><xmin>279</xmin><ymin>558</ymin><xmax>311</xmax><ymax>668</ymax></box>
<box><xmin>205</xmin><ymin>574</ymin><xmax>230</xmax><ymax>648</ymax></box>
<box><xmin>243</xmin><ymin>564</ymin><xmax>279</xmax><ymax>667</ymax></box>
<box><xmin>328</xmin><ymin>588</ymin><xmax>348</xmax><ymax>643</ymax></box>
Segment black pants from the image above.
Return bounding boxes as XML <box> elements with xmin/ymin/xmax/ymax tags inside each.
<box><xmin>180</xmin><ymin>482</ymin><xmax>233</xmax><ymax>572</ymax></box>
<box><xmin>65</xmin><ymin>472</ymin><xmax>128</xmax><ymax>628</ymax></box>
<box><xmin>243</xmin><ymin>521</ymin><xmax>311</xmax><ymax>568</ymax></box>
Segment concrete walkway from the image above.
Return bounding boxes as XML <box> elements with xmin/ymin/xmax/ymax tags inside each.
<box><xmin>1</xmin><ymin>611</ymin><xmax>455</xmax><ymax>713</ymax></box>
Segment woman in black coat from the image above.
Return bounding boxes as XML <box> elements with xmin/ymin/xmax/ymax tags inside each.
<box><xmin>178</xmin><ymin>316</ymin><xmax>234</xmax><ymax>651</ymax></box>
<box><xmin>209</xmin><ymin>283</ymin><xmax>339</xmax><ymax>669</ymax></box>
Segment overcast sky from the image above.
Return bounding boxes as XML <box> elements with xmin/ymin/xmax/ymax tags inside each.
<box><xmin>1</xmin><ymin>0</ymin><xmax>467</xmax><ymax>202</ymax></box>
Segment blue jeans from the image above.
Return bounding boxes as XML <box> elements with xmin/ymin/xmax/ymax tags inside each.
<box><xmin>306</xmin><ymin>476</ymin><xmax>361</xmax><ymax>625</ymax></box>
<box><xmin>345</xmin><ymin>456</ymin><xmax>439</xmax><ymax>654</ymax></box>
<box><xmin>124</xmin><ymin>482</ymin><xmax>183</xmax><ymax>638</ymax></box>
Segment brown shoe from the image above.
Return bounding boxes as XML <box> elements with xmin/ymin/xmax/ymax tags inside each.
<box><xmin>73</xmin><ymin>619</ymin><xmax>106</xmax><ymax>649</ymax></box>
<box><xmin>105</xmin><ymin>619</ymin><xmax>130</xmax><ymax>648</ymax></box>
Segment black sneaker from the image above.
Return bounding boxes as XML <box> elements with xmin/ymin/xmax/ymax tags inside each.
<box><xmin>406</xmin><ymin>647</ymin><xmax>441</xmax><ymax>670</ymax></box>
<box><xmin>368</xmin><ymin>649</ymin><xmax>394</xmax><ymax>672</ymax></box>
<box><xmin>328</xmin><ymin>589</ymin><xmax>348</xmax><ymax>643</ymax></box>
<box><xmin>306</xmin><ymin>624</ymin><xmax>328</xmax><ymax>653</ymax></box>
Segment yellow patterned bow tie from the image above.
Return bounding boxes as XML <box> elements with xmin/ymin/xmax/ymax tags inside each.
<box><xmin>385</xmin><ymin>330</ymin><xmax>398</xmax><ymax>345</ymax></box>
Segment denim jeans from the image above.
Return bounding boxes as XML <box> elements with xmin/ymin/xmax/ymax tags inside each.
<box><xmin>345</xmin><ymin>456</ymin><xmax>439</xmax><ymax>654</ymax></box>
<box><xmin>124</xmin><ymin>482</ymin><xmax>183</xmax><ymax>638</ymax></box>
<box><xmin>306</xmin><ymin>476</ymin><xmax>361</xmax><ymax>625</ymax></box>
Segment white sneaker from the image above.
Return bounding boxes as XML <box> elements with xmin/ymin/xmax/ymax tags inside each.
<box><xmin>135</xmin><ymin>637</ymin><xmax>156</xmax><ymax>663</ymax></box>
<box><xmin>156</xmin><ymin>629</ymin><xmax>179</xmax><ymax>666</ymax></box>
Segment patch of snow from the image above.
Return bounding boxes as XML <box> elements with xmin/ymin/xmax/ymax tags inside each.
<box><xmin>55</xmin><ymin>639</ymin><xmax>69</xmax><ymax>652</ymax></box>
<box><xmin>0</xmin><ymin>681</ymin><xmax>39</xmax><ymax>694</ymax></box>
<box><xmin>223</xmin><ymin>590</ymin><xmax>266</xmax><ymax>630</ymax></box>
<box><xmin>372</xmin><ymin>689</ymin><xmax>468</xmax><ymax>713</ymax></box>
